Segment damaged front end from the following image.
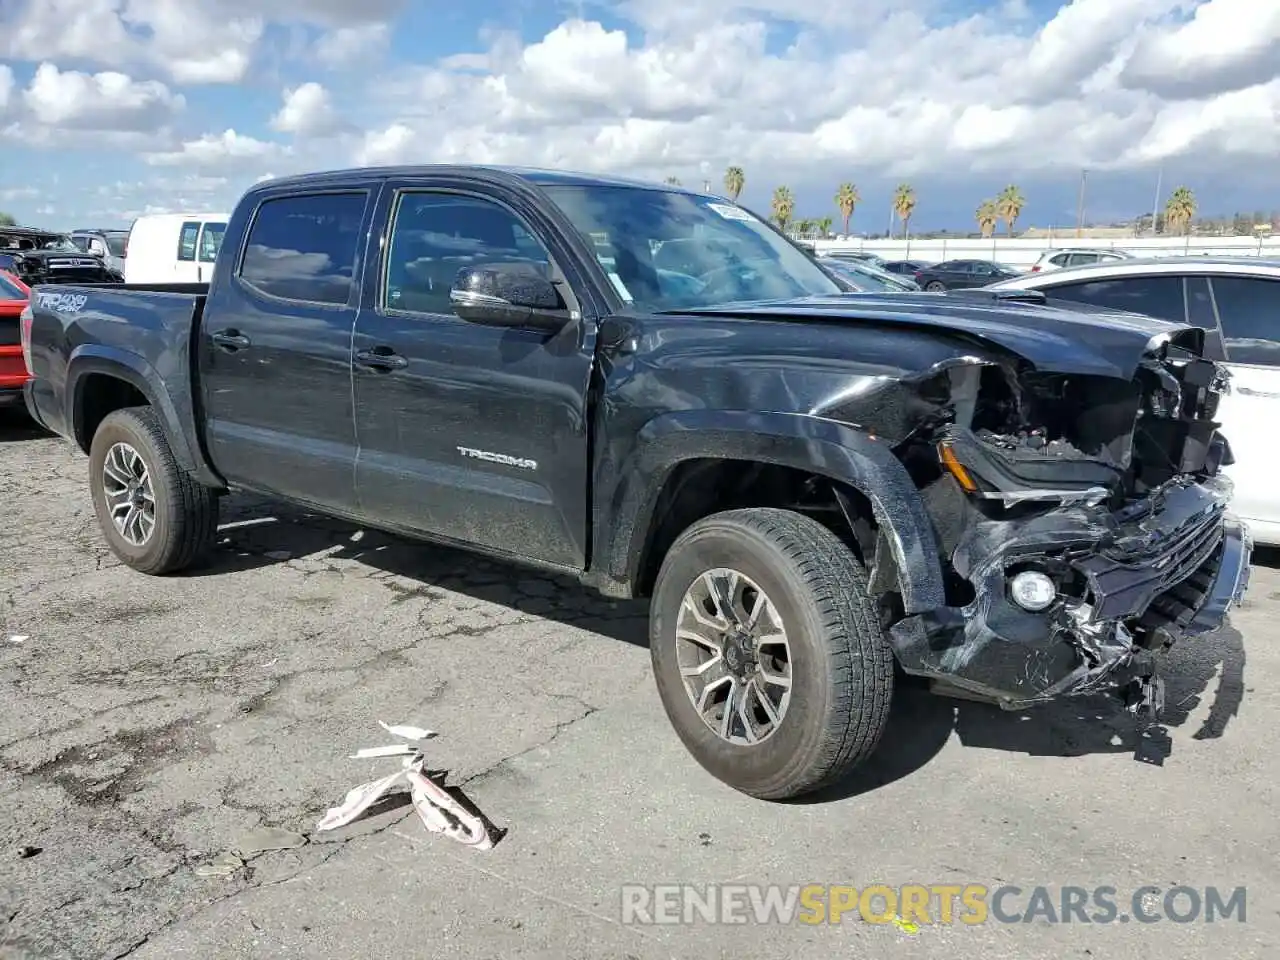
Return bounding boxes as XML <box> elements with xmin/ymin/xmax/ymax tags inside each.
<box><xmin>880</xmin><ymin>331</ymin><xmax>1251</xmax><ymax>715</ymax></box>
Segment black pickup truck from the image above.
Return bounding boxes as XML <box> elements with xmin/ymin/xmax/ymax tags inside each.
<box><xmin>22</xmin><ymin>166</ymin><xmax>1251</xmax><ymax>799</ymax></box>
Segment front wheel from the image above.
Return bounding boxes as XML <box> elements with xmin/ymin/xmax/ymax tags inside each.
<box><xmin>649</xmin><ymin>508</ymin><xmax>894</xmax><ymax>800</ymax></box>
<box><xmin>925</xmin><ymin>281</ymin><xmax>947</xmax><ymax>291</ymax></box>
<box><xmin>88</xmin><ymin>406</ymin><xmax>219</xmax><ymax>575</ymax></box>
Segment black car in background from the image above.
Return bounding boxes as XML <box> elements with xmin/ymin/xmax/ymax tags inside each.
<box><xmin>913</xmin><ymin>259</ymin><xmax>1021</xmax><ymax>291</ymax></box>
<box><xmin>880</xmin><ymin>259</ymin><xmax>931</xmax><ymax>277</ymax></box>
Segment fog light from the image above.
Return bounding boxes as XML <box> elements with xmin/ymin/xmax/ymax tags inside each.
<box><xmin>1010</xmin><ymin>570</ymin><xmax>1056</xmax><ymax>611</ymax></box>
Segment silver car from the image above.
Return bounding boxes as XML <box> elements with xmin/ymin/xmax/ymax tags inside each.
<box><xmin>69</xmin><ymin>229</ymin><xmax>129</xmax><ymax>278</ymax></box>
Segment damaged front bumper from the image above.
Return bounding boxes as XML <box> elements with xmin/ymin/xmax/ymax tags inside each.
<box><xmin>889</xmin><ymin>474</ymin><xmax>1252</xmax><ymax>711</ymax></box>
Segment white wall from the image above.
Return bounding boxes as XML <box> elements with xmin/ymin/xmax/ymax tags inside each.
<box><xmin>811</xmin><ymin>234</ymin><xmax>1280</xmax><ymax>268</ymax></box>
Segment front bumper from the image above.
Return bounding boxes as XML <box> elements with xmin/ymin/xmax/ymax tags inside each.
<box><xmin>889</xmin><ymin>476</ymin><xmax>1251</xmax><ymax>710</ymax></box>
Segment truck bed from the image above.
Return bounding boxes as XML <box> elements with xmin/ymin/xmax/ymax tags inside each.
<box><xmin>24</xmin><ymin>283</ymin><xmax>210</xmax><ymax>452</ymax></box>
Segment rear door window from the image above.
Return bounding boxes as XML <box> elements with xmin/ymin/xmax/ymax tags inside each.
<box><xmin>239</xmin><ymin>192</ymin><xmax>368</xmax><ymax>305</ymax></box>
<box><xmin>1209</xmin><ymin>275</ymin><xmax>1280</xmax><ymax>367</ymax></box>
<box><xmin>198</xmin><ymin>222</ymin><xmax>226</xmax><ymax>262</ymax></box>
<box><xmin>1042</xmin><ymin>275</ymin><xmax>1187</xmax><ymax>323</ymax></box>
<box><xmin>1066</xmin><ymin>252</ymin><xmax>1098</xmax><ymax>266</ymax></box>
<box><xmin>1048</xmin><ymin>253</ymin><xmax>1071</xmax><ymax>267</ymax></box>
<box><xmin>177</xmin><ymin>222</ymin><xmax>200</xmax><ymax>261</ymax></box>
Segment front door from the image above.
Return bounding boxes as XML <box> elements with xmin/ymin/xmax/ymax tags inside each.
<box><xmin>198</xmin><ymin>187</ymin><xmax>379</xmax><ymax>512</ymax></box>
<box><xmin>351</xmin><ymin>182</ymin><xmax>595</xmax><ymax>570</ymax></box>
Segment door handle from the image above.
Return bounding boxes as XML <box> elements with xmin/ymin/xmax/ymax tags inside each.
<box><xmin>210</xmin><ymin>329</ymin><xmax>250</xmax><ymax>350</ymax></box>
<box><xmin>355</xmin><ymin>347</ymin><xmax>408</xmax><ymax>371</ymax></box>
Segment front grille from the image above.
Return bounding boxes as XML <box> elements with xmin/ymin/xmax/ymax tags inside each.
<box><xmin>1139</xmin><ymin>542</ymin><xmax>1225</xmax><ymax>636</ymax></box>
<box><xmin>1146</xmin><ymin>509</ymin><xmax>1225</xmax><ymax>595</ymax></box>
<box><xmin>1077</xmin><ymin>489</ymin><xmax>1227</xmax><ymax>622</ymax></box>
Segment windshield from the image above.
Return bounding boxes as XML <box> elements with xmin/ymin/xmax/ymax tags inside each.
<box><xmin>106</xmin><ymin>234</ymin><xmax>128</xmax><ymax>256</ymax></box>
<box><xmin>821</xmin><ymin>258</ymin><xmax>912</xmax><ymax>292</ymax></box>
<box><xmin>41</xmin><ymin>237</ymin><xmax>80</xmax><ymax>252</ymax></box>
<box><xmin>0</xmin><ymin>271</ymin><xmax>25</xmax><ymax>300</ymax></box>
<box><xmin>542</xmin><ymin>184</ymin><xmax>842</xmax><ymax>311</ymax></box>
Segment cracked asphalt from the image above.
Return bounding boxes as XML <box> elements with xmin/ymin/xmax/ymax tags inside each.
<box><xmin>0</xmin><ymin>406</ymin><xmax>1276</xmax><ymax>960</ymax></box>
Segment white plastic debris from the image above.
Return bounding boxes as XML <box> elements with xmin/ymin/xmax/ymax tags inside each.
<box><xmin>6</xmin><ymin>635</ymin><xmax>28</xmax><ymax>644</ymax></box>
<box><xmin>378</xmin><ymin>721</ymin><xmax>435</xmax><ymax>741</ymax></box>
<box><xmin>315</xmin><ymin>722</ymin><xmax>494</xmax><ymax>850</ymax></box>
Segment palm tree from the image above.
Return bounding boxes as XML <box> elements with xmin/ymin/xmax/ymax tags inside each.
<box><xmin>771</xmin><ymin>186</ymin><xmax>796</xmax><ymax>231</ymax></box>
<box><xmin>0</xmin><ymin>212</ymin><xmax>15</xmax><ymax>227</ymax></box>
<box><xmin>995</xmin><ymin>185</ymin><xmax>1026</xmax><ymax>236</ymax></box>
<box><xmin>815</xmin><ymin>216</ymin><xmax>833</xmax><ymax>237</ymax></box>
<box><xmin>893</xmin><ymin>183</ymin><xmax>916</xmax><ymax>239</ymax></box>
<box><xmin>1165</xmin><ymin>186</ymin><xmax>1197</xmax><ymax>236</ymax></box>
<box><xmin>795</xmin><ymin>218</ymin><xmax>812</xmax><ymax>236</ymax></box>
<box><xmin>976</xmin><ymin>199</ymin><xmax>998</xmax><ymax>238</ymax></box>
<box><xmin>663</xmin><ymin>176</ymin><xmax>681</xmax><ymax>186</ymax></box>
<box><xmin>835</xmin><ymin>183</ymin><xmax>860</xmax><ymax>236</ymax></box>
<box><xmin>723</xmin><ymin>166</ymin><xmax>745</xmax><ymax>201</ymax></box>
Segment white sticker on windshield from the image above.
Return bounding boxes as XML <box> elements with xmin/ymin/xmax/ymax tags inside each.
<box><xmin>607</xmin><ymin>271</ymin><xmax>634</xmax><ymax>302</ymax></box>
<box><xmin>706</xmin><ymin>202</ymin><xmax>757</xmax><ymax>222</ymax></box>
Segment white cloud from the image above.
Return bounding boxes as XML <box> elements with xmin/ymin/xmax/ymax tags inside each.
<box><xmin>355</xmin><ymin>123</ymin><xmax>414</xmax><ymax>166</ymax></box>
<box><xmin>144</xmin><ymin>129</ymin><xmax>288</xmax><ymax>171</ymax></box>
<box><xmin>3</xmin><ymin>0</ymin><xmax>1278</xmax><ymax>228</ymax></box>
<box><xmin>270</xmin><ymin>82</ymin><xmax>349</xmax><ymax>137</ymax></box>
<box><xmin>1121</xmin><ymin>0</ymin><xmax>1280</xmax><ymax>99</ymax></box>
<box><xmin>21</xmin><ymin>63</ymin><xmax>184</xmax><ymax>131</ymax></box>
<box><xmin>0</xmin><ymin>0</ymin><xmax>403</xmax><ymax>85</ymax></box>
<box><xmin>1</xmin><ymin>0</ymin><xmax>264</xmax><ymax>84</ymax></box>
<box><xmin>346</xmin><ymin>0</ymin><xmax>1279</xmax><ymax>186</ymax></box>
<box><xmin>0</xmin><ymin>66</ymin><xmax>14</xmax><ymax>116</ymax></box>
<box><xmin>313</xmin><ymin>23</ymin><xmax>390</xmax><ymax>65</ymax></box>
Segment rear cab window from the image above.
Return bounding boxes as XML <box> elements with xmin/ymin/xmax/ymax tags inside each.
<box><xmin>237</xmin><ymin>192</ymin><xmax>368</xmax><ymax>305</ymax></box>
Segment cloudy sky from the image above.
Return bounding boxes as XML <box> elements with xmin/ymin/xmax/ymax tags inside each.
<box><xmin>0</xmin><ymin>0</ymin><xmax>1277</xmax><ymax>233</ymax></box>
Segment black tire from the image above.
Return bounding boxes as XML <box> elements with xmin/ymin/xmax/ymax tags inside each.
<box><xmin>925</xmin><ymin>281</ymin><xmax>946</xmax><ymax>292</ymax></box>
<box><xmin>649</xmin><ymin>508</ymin><xmax>894</xmax><ymax>800</ymax></box>
<box><xmin>88</xmin><ymin>405</ymin><xmax>219</xmax><ymax>575</ymax></box>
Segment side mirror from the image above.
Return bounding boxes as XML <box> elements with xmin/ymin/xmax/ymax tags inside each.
<box><xmin>449</xmin><ymin>262</ymin><xmax>568</xmax><ymax>332</ymax></box>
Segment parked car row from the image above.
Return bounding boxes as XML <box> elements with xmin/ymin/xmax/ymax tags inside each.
<box><xmin>1</xmin><ymin>211</ymin><xmax>230</xmax><ymax>291</ymax></box>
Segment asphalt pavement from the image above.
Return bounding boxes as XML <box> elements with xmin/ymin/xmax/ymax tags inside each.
<box><xmin>0</xmin><ymin>407</ymin><xmax>1275</xmax><ymax>960</ymax></box>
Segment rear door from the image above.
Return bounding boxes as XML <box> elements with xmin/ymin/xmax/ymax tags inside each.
<box><xmin>1205</xmin><ymin>274</ymin><xmax>1280</xmax><ymax>537</ymax></box>
<box><xmin>198</xmin><ymin>185</ymin><xmax>380</xmax><ymax>512</ymax></box>
<box><xmin>350</xmin><ymin>177</ymin><xmax>596</xmax><ymax>569</ymax></box>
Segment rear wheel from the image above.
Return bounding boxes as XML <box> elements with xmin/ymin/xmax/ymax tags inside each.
<box><xmin>925</xmin><ymin>281</ymin><xmax>946</xmax><ymax>292</ymax></box>
<box><xmin>649</xmin><ymin>508</ymin><xmax>894</xmax><ymax>800</ymax></box>
<box><xmin>88</xmin><ymin>406</ymin><xmax>219</xmax><ymax>574</ymax></box>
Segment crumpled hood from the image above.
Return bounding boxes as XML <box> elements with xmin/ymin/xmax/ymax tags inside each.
<box><xmin>678</xmin><ymin>290</ymin><xmax>1200</xmax><ymax>379</ymax></box>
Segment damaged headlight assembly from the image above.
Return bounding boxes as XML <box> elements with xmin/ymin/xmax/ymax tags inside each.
<box><xmin>882</xmin><ymin>343</ymin><xmax>1250</xmax><ymax>718</ymax></box>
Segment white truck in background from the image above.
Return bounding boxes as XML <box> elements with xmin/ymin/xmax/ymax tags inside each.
<box><xmin>123</xmin><ymin>213</ymin><xmax>230</xmax><ymax>284</ymax></box>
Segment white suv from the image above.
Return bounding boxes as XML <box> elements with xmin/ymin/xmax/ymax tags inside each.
<box><xmin>1029</xmin><ymin>248</ymin><xmax>1134</xmax><ymax>273</ymax></box>
<box><xmin>987</xmin><ymin>255</ymin><xmax>1280</xmax><ymax>544</ymax></box>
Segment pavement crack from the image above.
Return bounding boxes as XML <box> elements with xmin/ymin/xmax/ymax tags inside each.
<box><xmin>462</xmin><ymin>703</ymin><xmax>601</xmax><ymax>788</ymax></box>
